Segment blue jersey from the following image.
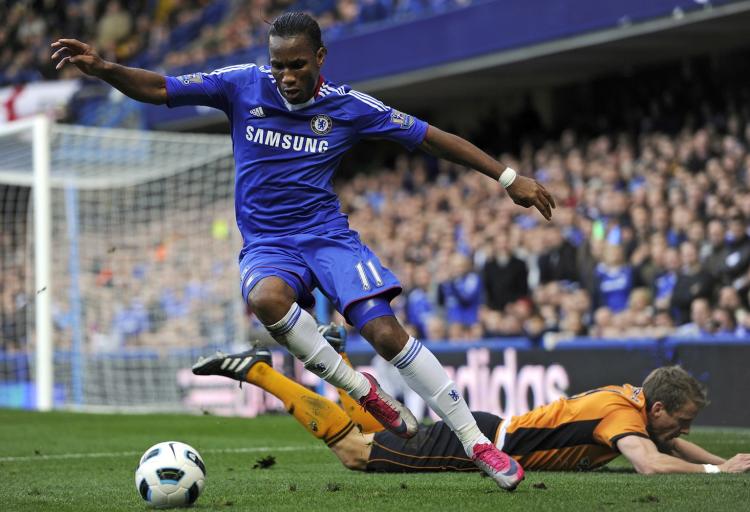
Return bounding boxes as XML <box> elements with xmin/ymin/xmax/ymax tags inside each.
<box><xmin>654</xmin><ymin>271</ymin><xmax>677</xmax><ymax>300</ymax></box>
<box><xmin>594</xmin><ymin>263</ymin><xmax>633</xmax><ymax>313</ymax></box>
<box><xmin>165</xmin><ymin>65</ymin><xmax>428</xmax><ymax>253</ymax></box>
<box><xmin>440</xmin><ymin>272</ymin><xmax>482</xmax><ymax>326</ymax></box>
<box><xmin>406</xmin><ymin>287</ymin><xmax>434</xmax><ymax>338</ymax></box>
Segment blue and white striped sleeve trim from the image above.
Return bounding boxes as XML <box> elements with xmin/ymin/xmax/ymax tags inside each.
<box><xmin>319</xmin><ymin>83</ymin><xmax>347</xmax><ymax>98</ymax></box>
<box><xmin>347</xmin><ymin>89</ymin><xmax>389</xmax><ymax>112</ymax></box>
<box><xmin>207</xmin><ymin>63</ymin><xmax>256</xmax><ymax>75</ymax></box>
<box><xmin>258</xmin><ymin>65</ymin><xmax>276</xmax><ymax>83</ymax></box>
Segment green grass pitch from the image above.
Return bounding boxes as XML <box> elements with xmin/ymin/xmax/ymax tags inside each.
<box><xmin>1</xmin><ymin>409</ymin><xmax>748</xmax><ymax>512</ymax></box>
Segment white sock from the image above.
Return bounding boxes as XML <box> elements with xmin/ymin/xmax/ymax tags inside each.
<box><xmin>391</xmin><ymin>337</ymin><xmax>488</xmax><ymax>455</ymax></box>
<box><xmin>265</xmin><ymin>303</ymin><xmax>370</xmax><ymax>399</ymax></box>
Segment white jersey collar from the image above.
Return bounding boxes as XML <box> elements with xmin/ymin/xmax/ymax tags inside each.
<box><xmin>279</xmin><ymin>92</ymin><xmax>317</xmax><ymax>111</ymax></box>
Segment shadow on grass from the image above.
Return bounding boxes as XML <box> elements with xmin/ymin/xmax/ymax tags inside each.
<box><xmin>591</xmin><ymin>467</ymin><xmax>638</xmax><ymax>474</ymax></box>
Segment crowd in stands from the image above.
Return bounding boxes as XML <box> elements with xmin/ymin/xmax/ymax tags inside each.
<box><xmin>2</xmin><ymin>119</ymin><xmax>750</xmax><ymax>351</ymax></box>
<box><xmin>3</xmin><ymin>103</ymin><xmax>750</xmax><ymax>353</ymax></box>
<box><xmin>65</xmin><ymin>216</ymin><xmax>240</xmax><ymax>354</ymax></box>
<box><xmin>0</xmin><ymin>176</ymin><xmax>241</xmax><ymax>355</ymax></box>
<box><xmin>3</xmin><ymin>63</ymin><xmax>750</xmax><ymax>351</ymax></box>
<box><xmin>0</xmin><ymin>186</ymin><xmax>30</xmax><ymax>355</ymax></box>
<box><xmin>0</xmin><ymin>0</ymin><xmax>471</xmax><ymax>86</ymax></box>
<box><xmin>336</xmin><ymin>90</ymin><xmax>750</xmax><ymax>345</ymax></box>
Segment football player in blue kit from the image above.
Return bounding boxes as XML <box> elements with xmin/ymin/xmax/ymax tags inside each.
<box><xmin>52</xmin><ymin>11</ymin><xmax>554</xmax><ymax>490</ymax></box>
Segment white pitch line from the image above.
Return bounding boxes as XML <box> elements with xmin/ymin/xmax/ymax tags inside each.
<box><xmin>0</xmin><ymin>445</ymin><xmax>324</xmax><ymax>463</ymax></box>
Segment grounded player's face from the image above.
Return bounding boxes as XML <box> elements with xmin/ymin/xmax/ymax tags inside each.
<box><xmin>647</xmin><ymin>400</ymin><xmax>699</xmax><ymax>444</ymax></box>
<box><xmin>269</xmin><ymin>35</ymin><xmax>326</xmax><ymax>104</ymax></box>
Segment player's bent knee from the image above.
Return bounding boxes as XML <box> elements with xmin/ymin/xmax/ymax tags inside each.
<box><xmin>246</xmin><ymin>276</ymin><xmax>296</xmax><ymax>324</ymax></box>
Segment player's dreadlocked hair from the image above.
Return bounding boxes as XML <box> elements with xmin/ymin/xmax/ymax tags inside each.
<box><xmin>269</xmin><ymin>12</ymin><xmax>324</xmax><ymax>50</ymax></box>
<box><xmin>642</xmin><ymin>366</ymin><xmax>709</xmax><ymax>413</ymax></box>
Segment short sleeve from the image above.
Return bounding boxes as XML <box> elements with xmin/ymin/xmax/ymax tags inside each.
<box><xmin>593</xmin><ymin>406</ymin><xmax>649</xmax><ymax>449</ymax></box>
<box><xmin>165</xmin><ymin>72</ymin><xmax>229</xmax><ymax>111</ymax></box>
<box><xmin>349</xmin><ymin>90</ymin><xmax>428</xmax><ymax>151</ymax></box>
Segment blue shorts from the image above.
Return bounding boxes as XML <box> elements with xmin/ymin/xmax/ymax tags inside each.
<box><xmin>239</xmin><ymin>229</ymin><xmax>402</xmax><ymax>322</ymax></box>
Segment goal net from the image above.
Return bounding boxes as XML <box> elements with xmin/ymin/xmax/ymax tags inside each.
<box><xmin>0</xmin><ymin>117</ymin><xmax>249</xmax><ymax>412</ymax></box>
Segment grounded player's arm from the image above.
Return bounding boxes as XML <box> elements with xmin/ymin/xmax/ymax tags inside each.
<box><xmin>51</xmin><ymin>39</ymin><xmax>167</xmax><ymax>105</ymax></box>
<box><xmin>419</xmin><ymin>125</ymin><xmax>555</xmax><ymax>220</ymax></box>
<box><xmin>617</xmin><ymin>435</ymin><xmax>750</xmax><ymax>474</ymax></box>
<box><xmin>668</xmin><ymin>438</ymin><xmax>726</xmax><ymax>465</ymax></box>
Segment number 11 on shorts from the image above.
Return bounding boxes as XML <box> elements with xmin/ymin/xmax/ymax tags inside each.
<box><xmin>355</xmin><ymin>260</ymin><xmax>384</xmax><ymax>290</ymax></box>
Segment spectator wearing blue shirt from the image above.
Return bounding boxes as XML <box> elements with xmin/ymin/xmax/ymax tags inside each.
<box><xmin>112</xmin><ymin>299</ymin><xmax>150</xmax><ymax>346</ymax></box>
<box><xmin>406</xmin><ymin>266</ymin><xmax>436</xmax><ymax>340</ymax></box>
<box><xmin>666</xmin><ymin>205</ymin><xmax>691</xmax><ymax>248</ymax></box>
<box><xmin>439</xmin><ymin>254</ymin><xmax>482</xmax><ymax>340</ymax></box>
<box><xmin>593</xmin><ymin>243</ymin><xmax>634</xmax><ymax>313</ymax></box>
<box><xmin>160</xmin><ymin>287</ymin><xmax>190</xmax><ymax>318</ymax></box>
<box><xmin>653</xmin><ymin>247</ymin><xmax>680</xmax><ymax>311</ymax></box>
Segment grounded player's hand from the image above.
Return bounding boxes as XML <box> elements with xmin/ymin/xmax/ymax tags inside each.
<box><xmin>50</xmin><ymin>39</ymin><xmax>106</xmax><ymax>76</ymax></box>
<box><xmin>718</xmin><ymin>454</ymin><xmax>750</xmax><ymax>473</ymax></box>
<box><xmin>506</xmin><ymin>175</ymin><xmax>556</xmax><ymax>221</ymax></box>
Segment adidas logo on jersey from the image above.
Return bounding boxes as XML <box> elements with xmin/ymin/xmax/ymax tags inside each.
<box><xmin>250</xmin><ymin>107</ymin><xmax>266</xmax><ymax>118</ymax></box>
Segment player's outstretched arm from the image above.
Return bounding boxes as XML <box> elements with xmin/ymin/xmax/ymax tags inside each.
<box><xmin>51</xmin><ymin>39</ymin><xmax>167</xmax><ymax>105</ymax></box>
<box><xmin>618</xmin><ymin>435</ymin><xmax>750</xmax><ymax>474</ymax></box>
<box><xmin>668</xmin><ymin>437</ymin><xmax>726</xmax><ymax>465</ymax></box>
<box><xmin>419</xmin><ymin>125</ymin><xmax>555</xmax><ymax>220</ymax></box>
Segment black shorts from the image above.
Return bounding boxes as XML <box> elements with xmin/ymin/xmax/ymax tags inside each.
<box><xmin>366</xmin><ymin>412</ymin><xmax>502</xmax><ymax>472</ymax></box>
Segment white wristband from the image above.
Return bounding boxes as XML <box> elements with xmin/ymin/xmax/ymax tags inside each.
<box><xmin>499</xmin><ymin>167</ymin><xmax>517</xmax><ymax>189</ymax></box>
<box><xmin>703</xmin><ymin>464</ymin><xmax>720</xmax><ymax>474</ymax></box>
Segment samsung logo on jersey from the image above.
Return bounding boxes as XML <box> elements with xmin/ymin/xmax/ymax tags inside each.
<box><xmin>245</xmin><ymin>125</ymin><xmax>329</xmax><ymax>153</ymax></box>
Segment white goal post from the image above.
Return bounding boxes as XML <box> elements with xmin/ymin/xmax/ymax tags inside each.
<box><xmin>0</xmin><ymin>116</ymin><xmax>248</xmax><ymax>412</ymax></box>
<box><xmin>0</xmin><ymin>116</ymin><xmax>53</xmax><ymax>410</ymax></box>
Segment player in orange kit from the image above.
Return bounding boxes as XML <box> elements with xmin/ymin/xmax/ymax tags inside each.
<box><xmin>193</xmin><ymin>343</ymin><xmax>750</xmax><ymax>475</ymax></box>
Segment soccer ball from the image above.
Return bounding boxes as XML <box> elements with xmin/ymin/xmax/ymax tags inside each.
<box><xmin>134</xmin><ymin>441</ymin><xmax>206</xmax><ymax>508</ymax></box>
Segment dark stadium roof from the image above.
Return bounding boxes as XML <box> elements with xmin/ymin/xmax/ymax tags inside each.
<box><xmin>371</xmin><ymin>0</ymin><xmax>750</xmax><ymax>109</ymax></box>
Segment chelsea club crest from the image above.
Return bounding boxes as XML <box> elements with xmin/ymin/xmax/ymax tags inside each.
<box><xmin>310</xmin><ymin>114</ymin><xmax>333</xmax><ymax>135</ymax></box>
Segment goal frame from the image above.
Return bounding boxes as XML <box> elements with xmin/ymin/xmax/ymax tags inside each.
<box><xmin>0</xmin><ymin>115</ymin><xmax>53</xmax><ymax>411</ymax></box>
